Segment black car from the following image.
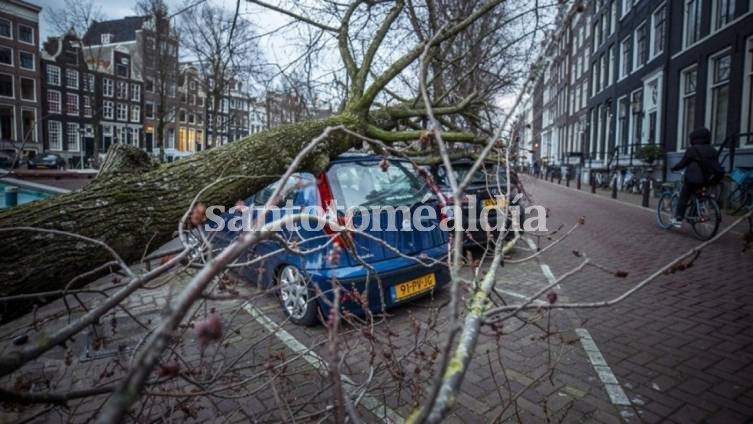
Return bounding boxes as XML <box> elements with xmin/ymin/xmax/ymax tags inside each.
<box><xmin>28</xmin><ymin>153</ymin><xmax>66</xmax><ymax>170</ymax></box>
<box><xmin>428</xmin><ymin>159</ymin><xmax>524</xmax><ymax>245</ymax></box>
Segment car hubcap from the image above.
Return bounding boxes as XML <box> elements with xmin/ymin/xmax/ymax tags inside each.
<box><xmin>279</xmin><ymin>266</ymin><xmax>308</xmax><ymax>319</ymax></box>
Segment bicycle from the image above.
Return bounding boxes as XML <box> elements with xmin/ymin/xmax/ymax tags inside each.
<box><xmin>657</xmin><ymin>175</ymin><xmax>721</xmax><ymax>241</ymax></box>
<box><xmin>725</xmin><ymin>168</ymin><xmax>753</xmax><ymax>216</ymax></box>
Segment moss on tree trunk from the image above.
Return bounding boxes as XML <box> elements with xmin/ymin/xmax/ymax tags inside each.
<box><xmin>0</xmin><ymin>114</ymin><xmax>362</xmax><ymax>322</ymax></box>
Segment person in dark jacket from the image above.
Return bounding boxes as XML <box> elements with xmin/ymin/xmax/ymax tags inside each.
<box><xmin>670</xmin><ymin>128</ymin><xmax>719</xmax><ymax>227</ymax></box>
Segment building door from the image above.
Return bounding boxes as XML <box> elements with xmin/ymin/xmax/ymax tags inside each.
<box><xmin>0</xmin><ymin>106</ymin><xmax>14</xmax><ymax>140</ymax></box>
<box><xmin>21</xmin><ymin>109</ymin><xmax>36</xmax><ymax>144</ymax></box>
<box><xmin>144</xmin><ymin>129</ymin><xmax>153</xmax><ymax>152</ymax></box>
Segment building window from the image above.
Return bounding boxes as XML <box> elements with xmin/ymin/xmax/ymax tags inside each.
<box><xmin>631</xmin><ymin>89</ymin><xmax>643</xmax><ymax>146</ymax></box>
<box><xmin>20</xmin><ymin>77</ymin><xmax>35</xmax><ymax>101</ymax></box>
<box><xmin>83</xmin><ymin>96</ymin><xmax>92</xmax><ymax>117</ymax></box>
<box><xmin>116</xmin><ymin>63</ymin><xmax>129</xmax><ymax>78</ymax></box>
<box><xmin>131</xmin><ymin>105</ymin><xmax>140</xmax><ymax>122</ymax></box>
<box><xmin>708</xmin><ymin>53</ymin><xmax>731</xmax><ymax>145</ymax></box>
<box><xmin>0</xmin><ymin>74</ymin><xmax>13</xmax><ymax>98</ymax></box>
<box><xmin>620</xmin><ymin>35</ymin><xmax>631</xmax><ymax>80</ymax></box>
<box><xmin>48</xmin><ymin>121</ymin><xmax>62</xmax><ymax>150</ymax></box>
<box><xmin>617</xmin><ymin>96</ymin><xmax>630</xmax><ymax>153</ymax></box>
<box><xmin>19</xmin><ymin>51</ymin><xmax>34</xmax><ymax>70</ymax></box>
<box><xmin>85</xmin><ymin>73</ymin><xmax>96</xmax><ymax>93</ymax></box>
<box><xmin>679</xmin><ymin>66</ymin><xmax>697</xmax><ymax>150</ymax></box>
<box><xmin>608</xmin><ymin>45</ymin><xmax>616</xmax><ymax>86</ymax></box>
<box><xmin>66</xmin><ymin>93</ymin><xmax>79</xmax><ymax>115</ymax></box>
<box><xmin>145</xmin><ymin>79</ymin><xmax>154</xmax><ymax>92</ymax></box>
<box><xmin>742</xmin><ymin>37</ymin><xmax>753</xmax><ymax>144</ymax></box>
<box><xmin>0</xmin><ymin>47</ymin><xmax>13</xmax><ymax>66</ymax></box>
<box><xmin>593</xmin><ymin>20</ymin><xmax>600</xmax><ymax>52</ymax></box>
<box><xmin>66</xmin><ymin>69</ymin><xmax>79</xmax><ymax>89</ymax></box>
<box><xmin>712</xmin><ymin>0</ymin><xmax>734</xmax><ymax>32</ymax></box>
<box><xmin>179</xmin><ymin>109</ymin><xmax>186</xmax><ymax>122</ymax></box>
<box><xmin>18</xmin><ymin>24</ymin><xmax>34</xmax><ymax>44</ymax></box>
<box><xmin>600</xmin><ymin>54</ymin><xmax>607</xmax><ymax>90</ymax></box>
<box><xmin>0</xmin><ymin>18</ymin><xmax>11</xmax><ymax>39</ymax></box>
<box><xmin>644</xmin><ymin>77</ymin><xmax>661</xmax><ymax>145</ymax></box>
<box><xmin>116</xmin><ymin>103</ymin><xmax>128</xmax><ymax>121</ymax></box>
<box><xmin>651</xmin><ymin>6</ymin><xmax>666</xmax><ymax>58</ymax></box>
<box><xmin>634</xmin><ymin>22</ymin><xmax>647</xmax><ymax>70</ymax></box>
<box><xmin>684</xmin><ymin>0</ymin><xmax>702</xmax><ymax>48</ymax></box>
<box><xmin>621</xmin><ymin>0</ymin><xmax>632</xmax><ymax>18</ymax></box>
<box><xmin>103</xmin><ymin>100</ymin><xmax>113</xmax><ymax>120</ymax></box>
<box><xmin>101</xmin><ymin>33</ymin><xmax>112</xmax><ymax>44</ymax></box>
<box><xmin>66</xmin><ymin>123</ymin><xmax>80</xmax><ymax>152</ymax></box>
<box><xmin>47</xmin><ymin>65</ymin><xmax>61</xmax><ymax>86</ymax></box>
<box><xmin>131</xmin><ymin>84</ymin><xmax>140</xmax><ymax>101</ymax></box>
<box><xmin>116</xmin><ymin>81</ymin><xmax>127</xmax><ymax>99</ymax></box>
<box><xmin>145</xmin><ymin>102</ymin><xmax>155</xmax><ymax>119</ymax></box>
<box><xmin>47</xmin><ymin>90</ymin><xmax>61</xmax><ymax>113</ymax></box>
<box><xmin>103</xmin><ymin>78</ymin><xmax>113</xmax><ymax>97</ymax></box>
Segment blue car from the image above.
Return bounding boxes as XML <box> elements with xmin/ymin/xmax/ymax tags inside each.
<box><xmin>210</xmin><ymin>153</ymin><xmax>450</xmax><ymax>326</ymax></box>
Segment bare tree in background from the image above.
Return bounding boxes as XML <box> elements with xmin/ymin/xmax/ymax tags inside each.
<box><xmin>179</xmin><ymin>1</ymin><xmax>262</xmax><ymax>148</ymax></box>
<box><xmin>46</xmin><ymin>0</ymin><xmax>102</xmax><ymax>37</ymax></box>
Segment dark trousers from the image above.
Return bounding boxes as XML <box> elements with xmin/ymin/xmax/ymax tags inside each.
<box><xmin>676</xmin><ymin>182</ymin><xmax>702</xmax><ymax>219</ymax></box>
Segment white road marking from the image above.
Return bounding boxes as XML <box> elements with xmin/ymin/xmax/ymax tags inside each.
<box><xmin>539</xmin><ymin>263</ymin><xmax>560</xmax><ymax>289</ymax></box>
<box><xmin>495</xmin><ymin>288</ymin><xmax>547</xmax><ymax>305</ymax></box>
<box><xmin>575</xmin><ymin>328</ymin><xmax>631</xmax><ymax>406</ymax></box>
<box><xmin>524</xmin><ymin>237</ymin><xmax>537</xmax><ymax>251</ymax></box>
<box><xmin>242</xmin><ymin>303</ymin><xmax>404</xmax><ymax>423</ymax></box>
<box><xmin>533</xmin><ymin>253</ymin><xmax>631</xmax><ymax>408</ymax></box>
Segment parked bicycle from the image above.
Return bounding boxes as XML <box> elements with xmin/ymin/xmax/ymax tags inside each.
<box><xmin>657</xmin><ymin>174</ymin><xmax>721</xmax><ymax>241</ymax></box>
<box><xmin>725</xmin><ymin>168</ymin><xmax>753</xmax><ymax>215</ymax></box>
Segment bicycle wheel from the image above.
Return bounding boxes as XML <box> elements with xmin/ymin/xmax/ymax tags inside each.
<box><xmin>727</xmin><ymin>186</ymin><xmax>746</xmax><ymax>214</ymax></box>
<box><xmin>656</xmin><ymin>193</ymin><xmax>677</xmax><ymax>229</ymax></box>
<box><xmin>689</xmin><ymin>198</ymin><xmax>721</xmax><ymax>241</ymax></box>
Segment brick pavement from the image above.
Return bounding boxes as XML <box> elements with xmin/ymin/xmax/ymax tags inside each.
<box><xmin>0</xmin><ymin>236</ymin><xmax>632</xmax><ymax>423</ymax></box>
<box><xmin>522</xmin><ymin>176</ymin><xmax>753</xmax><ymax>423</ymax></box>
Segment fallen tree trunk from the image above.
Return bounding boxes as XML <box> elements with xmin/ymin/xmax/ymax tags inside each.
<box><xmin>0</xmin><ymin>114</ymin><xmax>362</xmax><ymax>322</ymax></box>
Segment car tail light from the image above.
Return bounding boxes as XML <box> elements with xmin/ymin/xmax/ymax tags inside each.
<box><xmin>316</xmin><ymin>172</ymin><xmax>354</xmax><ymax>249</ymax></box>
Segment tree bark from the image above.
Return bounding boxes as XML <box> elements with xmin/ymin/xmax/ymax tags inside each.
<box><xmin>97</xmin><ymin>144</ymin><xmax>158</xmax><ymax>177</ymax></box>
<box><xmin>0</xmin><ymin>114</ymin><xmax>362</xmax><ymax>322</ymax></box>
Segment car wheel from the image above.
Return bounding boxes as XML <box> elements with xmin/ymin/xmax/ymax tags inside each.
<box><xmin>277</xmin><ymin>265</ymin><xmax>318</xmax><ymax>326</ymax></box>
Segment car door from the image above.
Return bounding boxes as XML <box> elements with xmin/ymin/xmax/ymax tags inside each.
<box><xmin>243</xmin><ymin>174</ymin><xmax>317</xmax><ymax>287</ymax></box>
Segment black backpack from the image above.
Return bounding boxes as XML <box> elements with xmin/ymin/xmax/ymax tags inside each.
<box><xmin>696</xmin><ymin>149</ymin><xmax>725</xmax><ymax>186</ymax></box>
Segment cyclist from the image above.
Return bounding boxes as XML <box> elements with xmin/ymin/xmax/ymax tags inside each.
<box><xmin>670</xmin><ymin>128</ymin><xmax>723</xmax><ymax>228</ymax></box>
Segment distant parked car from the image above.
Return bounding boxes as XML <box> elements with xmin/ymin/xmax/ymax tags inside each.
<box><xmin>427</xmin><ymin>159</ymin><xmax>525</xmax><ymax>245</ymax></box>
<box><xmin>0</xmin><ymin>154</ymin><xmax>19</xmax><ymax>169</ymax></box>
<box><xmin>204</xmin><ymin>153</ymin><xmax>450</xmax><ymax>326</ymax></box>
<box><xmin>28</xmin><ymin>153</ymin><xmax>66</xmax><ymax>170</ymax></box>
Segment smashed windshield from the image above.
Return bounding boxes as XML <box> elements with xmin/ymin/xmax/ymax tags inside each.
<box><xmin>328</xmin><ymin>160</ymin><xmax>429</xmax><ymax>209</ymax></box>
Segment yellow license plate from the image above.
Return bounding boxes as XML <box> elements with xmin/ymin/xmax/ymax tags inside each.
<box><xmin>484</xmin><ymin>197</ymin><xmax>507</xmax><ymax>208</ymax></box>
<box><xmin>392</xmin><ymin>274</ymin><xmax>436</xmax><ymax>301</ymax></box>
